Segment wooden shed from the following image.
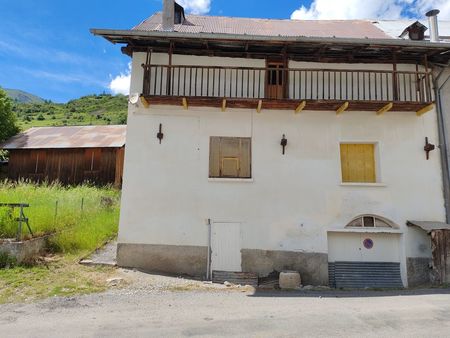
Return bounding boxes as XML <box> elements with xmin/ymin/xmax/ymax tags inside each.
<box><xmin>1</xmin><ymin>125</ymin><xmax>126</xmax><ymax>186</ymax></box>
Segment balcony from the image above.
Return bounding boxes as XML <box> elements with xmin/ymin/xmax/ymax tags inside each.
<box><xmin>141</xmin><ymin>65</ymin><xmax>434</xmax><ymax>115</ymax></box>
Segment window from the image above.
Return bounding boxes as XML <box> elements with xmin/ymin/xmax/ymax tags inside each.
<box><xmin>209</xmin><ymin>137</ymin><xmax>251</xmax><ymax>179</ymax></box>
<box><xmin>346</xmin><ymin>215</ymin><xmax>394</xmax><ymax>228</ymax></box>
<box><xmin>340</xmin><ymin>143</ymin><xmax>376</xmax><ymax>183</ymax></box>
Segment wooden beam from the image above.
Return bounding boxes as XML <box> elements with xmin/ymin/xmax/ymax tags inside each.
<box><xmin>221</xmin><ymin>99</ymin><xmax>227</xmax><ymax>112</ymax></box>
<box><xmin>416</xmin><ymin>103</ymin><xmax>434</xmax><ymax>116</ymax></box>
<box><xmin>376</xmin><ymin>102</ymin><xmax>393</xmax><ymax>116</ymax></box>
<box><xmin>182</xmin><ymin>97</ymin><xmax>188</xmax><ymax>110</ymax></box>
<box><xmin>295</xmin><ymin>101</ymin><xmax>306</xmax><ymax>114</ymax></box>
<box><xmin>256</xmin><ymin>100</ymin><xmax>262</xmax><ymax>113</ymax></box>
<box><xmin>336</xmin><ymin>102</ymin><xmax>349</xmax><ymax>115</ymax></box>
<box><xmin>140</xmin><ymin>96</ymin><xmax>150</xmax><ymax>108</ymax></box>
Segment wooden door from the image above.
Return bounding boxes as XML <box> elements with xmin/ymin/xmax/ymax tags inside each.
<box><xmin>266</xmin><ymin>61</ymin><xmax>286</xmax><ymax>99</ymax></box>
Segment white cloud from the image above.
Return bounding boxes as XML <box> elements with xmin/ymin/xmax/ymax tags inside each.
<box><xmin>291</xmin><ymin>0</ymin><xmax>450</xmax><ymax>20</ymax></box>
<box><xmin>109</xmin><ymin>63</ymin><xmax>131</xmax><ymax>95</ymax></box>
<box><xmin>177</xmin><ymin>0</ymin><xmax>211</xmax><ymax>15</ymax></box>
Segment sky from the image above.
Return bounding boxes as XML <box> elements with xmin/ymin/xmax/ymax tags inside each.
<box><xmin>0</xmin><ymin>0</ymin><xmax>449</xmax><ymax>103</ymax></box>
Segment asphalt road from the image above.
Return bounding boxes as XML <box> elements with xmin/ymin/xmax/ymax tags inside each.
<box><xmin>2</xmin><ymin>283</ymin><xmax>450</xmax><ymax>338</ymax></box>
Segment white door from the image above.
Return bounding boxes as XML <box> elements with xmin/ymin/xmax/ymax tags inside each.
<box><xmin>211</xmin><ymin>222</ymin><xmax>242</xmax><ymax>272</ymax></box>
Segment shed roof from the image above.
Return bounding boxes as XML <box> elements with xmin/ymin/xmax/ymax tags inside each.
<box><xmin>407</xmin><ymin>221</ymin><xmax>450</xmax><ymax>233</ymax></box>
<box><xmin>134</xmin><ymin>13</ymin><xmax>392</xmax><ymax>39</ymax></box>
<box><xmin>1</xmin><ymin>125</ymin><xmax>126</xmax><ymax>150</ymax></box>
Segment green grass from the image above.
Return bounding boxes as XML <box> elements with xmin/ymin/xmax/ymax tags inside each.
<box><xmin>0</xmin><ymin>181</ymin><xmax>120</xmax><ymax>254</ymax></box>
<box><xmin>0</xmin><ymin>256</ymin><xmax>117</xmax><ymax>304</ymax></box>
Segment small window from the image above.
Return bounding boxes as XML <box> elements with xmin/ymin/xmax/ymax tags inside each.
<box><xmin>346</xmin><ymin>215</ymin><xmax>394</xmax><ymax>228</ymax></box>
<box><xmin>340</xmin><ymin>143</ymin><xmax>376</xmax><ymax>183</ymax></box>
<box><xmin>209</xmin><ymin>137</ymin><xmax>251</xmax><ymax>179</ymax></box>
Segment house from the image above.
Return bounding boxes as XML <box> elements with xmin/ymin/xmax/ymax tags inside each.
<box><xmin>1</xmin><ymin>125</ymin><xmax>126</xmax><ymax>186</ymax></box>
<box><xmin>92</xmin><ymin>2</ymin><xmax>450</xmax><ymax>287</ymax></box>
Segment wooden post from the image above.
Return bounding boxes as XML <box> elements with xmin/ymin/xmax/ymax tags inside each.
<box><xmin>392</xmin><ymin>52</ymin><xmax>399</xmax><ymax>101</ymax></box>
<box><xmin>166</xmin><ymin>42</ymin><xmax>173</xmax><ymax>96</ymax></box>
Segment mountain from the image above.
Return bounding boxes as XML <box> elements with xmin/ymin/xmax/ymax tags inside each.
<box><xmin>5</xmin><ymin>88</ymin><xmax>45</xmax><ymax>104</ymax></box>
<box><xmin>12</xmin><ymin>93</ymin><xmax>128</xmax><ymax>130</ymax></box>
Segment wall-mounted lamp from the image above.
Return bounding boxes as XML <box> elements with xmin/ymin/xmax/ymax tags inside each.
<box><xmin>281</xmin><ymin>134</ymin><xmax>287</xmax><ymax>155</ymax></box>
<box><xmin>424</xmin><ymin>137</ymin><xmax>435</xmax><ymax>160</ymax></box>
<box><xmin>157</xmin><ymin>124</ymin><xmax>164</xmax><ymax>144</ymax></box>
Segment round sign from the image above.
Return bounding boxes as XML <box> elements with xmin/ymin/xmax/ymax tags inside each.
<box><xmin>363</xmin><ymin>238</ymin><xmax>374</xmax><ymax>249</ymax></box>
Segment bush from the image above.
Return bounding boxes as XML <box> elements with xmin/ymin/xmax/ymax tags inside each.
<box><xmin>37</xmin><ymin>114</ymin><xmax>45</xmax><ymax>121</ymax></box>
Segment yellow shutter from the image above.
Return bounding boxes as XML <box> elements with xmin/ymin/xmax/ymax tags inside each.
<box><xmin>340</xmin><ymin>144</ymin><xmax>375</xmax><ymax>183</ymax></box>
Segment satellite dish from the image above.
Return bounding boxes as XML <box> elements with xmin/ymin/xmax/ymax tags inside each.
<box><xmin>129</xmin><ymin>93</ymin><xmax>140</xmax><ymax>105</ymax></box>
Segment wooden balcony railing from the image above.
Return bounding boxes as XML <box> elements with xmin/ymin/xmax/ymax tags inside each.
<box><xmin>142</xmin><ymin>65</ymin><xmax>434</xmax><ymax>113</ymax></box>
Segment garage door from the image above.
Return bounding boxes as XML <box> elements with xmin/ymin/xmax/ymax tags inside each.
<box><xmin>328</xmin><ymin>232</ymin><xmax>403</xmax><ymax>288</ymax></box>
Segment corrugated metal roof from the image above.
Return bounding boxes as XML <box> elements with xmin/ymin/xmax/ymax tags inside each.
<box><xmin>134</xmin><ymin>13</ymin><xmax>392</xmax><ymax>39</ymax></box>
<box><xmin>407</xmin><ymin>221</ymin><xmax>450</xmax><ymax>233</ymax></box>
<box><xmin>1</xmin><ymin>125</ymin><xmax>126</xmax><ymax>150</ymax></box>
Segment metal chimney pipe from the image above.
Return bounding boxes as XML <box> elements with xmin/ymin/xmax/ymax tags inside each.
<box><xmin>426</xmin><ymin>9</ymin><xmax>440</xmax><ymax>42</ymax></box>
<box><xmin>162</xmin><ymin>0</ymin><xmax>175</xmax><ymax>32</ymax></box>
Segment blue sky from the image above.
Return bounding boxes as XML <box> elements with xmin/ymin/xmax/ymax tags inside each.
<box><xmin>0</xmin><ymin>0</ymin><xmax>446</xmax><ymax>102</ymax></box>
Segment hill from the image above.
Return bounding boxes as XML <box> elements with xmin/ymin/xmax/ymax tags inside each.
<box><xmin>12</xmin><ymin>93</ymin><xmax>128</xmax><ymax>130</ymax></box>
<box><xmin>5</xmin><ymin>88</ymin><xmax>45</xmax><ymax>104</ymax></box>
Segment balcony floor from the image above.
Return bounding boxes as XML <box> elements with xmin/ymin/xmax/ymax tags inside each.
<box><xmin>143</xmin><ymin>95</ymin><xmax>433</xmax><ymax>114</ymax></box>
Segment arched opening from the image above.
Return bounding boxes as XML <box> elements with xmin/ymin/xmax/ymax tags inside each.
<box><xmin>345</xmin><ymin>214</ymin><xmax>398</xmax><ymax>229</ymax></box>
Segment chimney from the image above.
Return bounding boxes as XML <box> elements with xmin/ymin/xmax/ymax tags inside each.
<box><xmin>426</xmin><ymin>9</ymin><xmax>440</xmax><ymax>43</ymax></box>
<box><xmin>162</xmin><ymin>0</ymin><xmax>175</xmax><ymax>32</ymax></box>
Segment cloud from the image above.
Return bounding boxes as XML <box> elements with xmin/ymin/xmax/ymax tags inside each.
<box><xmin>291</xmin><ymin>0</ymin><xmax>450</xmax><ymax>20</ymax></box>
<box><xmin>109</xmin><ymin>63</ymin><xmax>131</xmax><ymax>95</ymax></box>
<box><xmin>177</xmin><ymin>0</ymin><xmax>211</xmax><ymax>15</ymax></box>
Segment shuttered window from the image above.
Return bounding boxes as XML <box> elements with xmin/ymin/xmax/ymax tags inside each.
<box><xmin>340</xmin><ymin>143</ymin><xmax>376</xmax><ymax>183</ymax></box>
<box><xmin>209</xmin><ymin>137</ymin><xmax>251</xmax><ymax>179</ymax></box>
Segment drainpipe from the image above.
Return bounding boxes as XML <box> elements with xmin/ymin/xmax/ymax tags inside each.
<box><xmin>433</xmin><ymin>64</ymin><xmax>450</xmax><ymax>223</ymax></box>
<box><xmin>206</xmin><ymin>218</ymin><xmax>212</xmax><ymax>280</ymax></box>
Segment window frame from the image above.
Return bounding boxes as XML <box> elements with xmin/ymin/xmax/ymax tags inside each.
<box><xmin>209</xmin><ymin>136</ymin><xmax>252</xmax><ymax>180</ymax></box>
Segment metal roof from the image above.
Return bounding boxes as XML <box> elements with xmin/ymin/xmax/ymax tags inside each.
<box><xmin>407</xmin><ymin>220</ymin><xmax>450</xmax><ymax>233</ymax></box>
<box><xmin>133</xmin><ymin>13</ymin><xmax>392</xmax><ymax>39</ymax></box>
<box><xmin>1</xmin><ymin>125</ymin><xmax>126</xmax><ymax>150</ymax></box>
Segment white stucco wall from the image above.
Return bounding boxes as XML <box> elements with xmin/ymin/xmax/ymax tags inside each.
<box><xmin>119</xmin><ymin>52</ymin><xmax>446</xmax><ymax>283</ymax></box>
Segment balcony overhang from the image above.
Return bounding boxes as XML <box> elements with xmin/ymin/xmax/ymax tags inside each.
<box><xmin>91</xmin><ymin>28</ymin><xmax>450</xmax><ymax>64</ymax></box>
<box><xmin>141</xmin><ymin>95</ymin><xmax>434</xmax><ymax>115</ymax></box>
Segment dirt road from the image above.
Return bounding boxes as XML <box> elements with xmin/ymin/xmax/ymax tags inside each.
<box><xmin>1</xmin><ymin>270</ymin><xmax>450</xmax><ymax>337</ymax></box>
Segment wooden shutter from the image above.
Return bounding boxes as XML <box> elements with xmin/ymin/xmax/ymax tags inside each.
<box><xmin>209</xmin><ymin>137</ymin><xmax>251</xmax><ymax>178</ymax></box>
<box><xmin>340</xmin><ymin>144</ymin><xmax>376</xmax><ymax>183</ymax></box>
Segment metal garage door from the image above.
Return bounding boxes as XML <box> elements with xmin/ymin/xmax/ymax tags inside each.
<box><xmin>328</xmin><ymin>232</ymin><xmax>403</xmax><ymax>288</ymax></box>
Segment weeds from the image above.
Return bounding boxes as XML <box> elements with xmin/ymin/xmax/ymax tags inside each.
<box><xmin>0</xmin><ymin>180</ymin><xmax>120</xmax><ymax>254</ymax></box>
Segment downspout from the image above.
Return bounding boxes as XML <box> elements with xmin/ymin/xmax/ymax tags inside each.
<box><xmin>206</xmin><ymin>218</ymin><xmax>212</xmax><ymax>280</ymax></box>
<box><xmin>432</xmin><ymin>64</ymin><xmax>450</xmax><ymax>223</ymax></box>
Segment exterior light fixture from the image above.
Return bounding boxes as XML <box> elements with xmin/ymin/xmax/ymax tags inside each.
<box><xmin>281</xmin><ymin>134</ymin><xmax>287</xmax><ymax>155</ymax></box>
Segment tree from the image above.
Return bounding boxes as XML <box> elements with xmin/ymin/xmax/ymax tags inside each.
<box><xmin>0</xmin><ymin>88</ymin><xmax>19</xmax><ymax>143</ymax></box>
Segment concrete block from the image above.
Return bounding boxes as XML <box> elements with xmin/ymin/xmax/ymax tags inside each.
<box><xmin>279</xmin><ymin>271</ymin><xmax>301</xmax><ymax>289</ymax></box>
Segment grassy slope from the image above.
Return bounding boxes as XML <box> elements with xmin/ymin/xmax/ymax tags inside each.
<box><xmin>12</xmin><ymin>93</ymin><xmax>128</xmax><ymax>130</ymax></box>
<box><xmin>0</xmin><ymin>182</ymin><xmax>120</xmax><ymax>253</ymax></box>
<box><xmin>5</xmin><ymin>88</ymin><xmax>45</xmax><ymax>104</ymax></box>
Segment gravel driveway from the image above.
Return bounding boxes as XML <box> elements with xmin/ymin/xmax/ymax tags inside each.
<box><xmin>1</xmin><ymin>269</ymin><xmax>450</xmax><ymax>338</ymax></box>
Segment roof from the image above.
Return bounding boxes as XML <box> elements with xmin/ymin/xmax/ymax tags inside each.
<box><xmin>374</xmin><ymin>20</ymin><xmax>450</xmax><ymax>41</ymax></box>
<box><xmin>407</xmin><ymin>221</ymin><xmax>450</xmax><ymax>233</ymax></box>
<box><xmin>133</xmin><ymin>13</ymin><xmax>392</xmax><ymax>40</ymax></box>
<box><xmin>1</xmin><ymin>125</ymin><xmax>126</xmax><ymax>150</ymax></box>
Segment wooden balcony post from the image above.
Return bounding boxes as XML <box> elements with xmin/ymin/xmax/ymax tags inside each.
<box><xmin>392</xmin><ymin>53</ymin><xmax>399</xmax><ymax>101</ymax></box>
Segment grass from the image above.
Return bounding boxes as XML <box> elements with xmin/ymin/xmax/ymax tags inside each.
<box><xmin>0</xmin><ymin>181</ymin><xmax>122</xmax><ymax>304</ymax></box>
<box><xmin>0</xmin><ymin>255</ymin><xmax>117</xmax><ymax>304</ymax></box>
<box><xmin>0</xmin><ymin>181</ymin><xmax>120</xmax><ymax>254</ymax></box>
